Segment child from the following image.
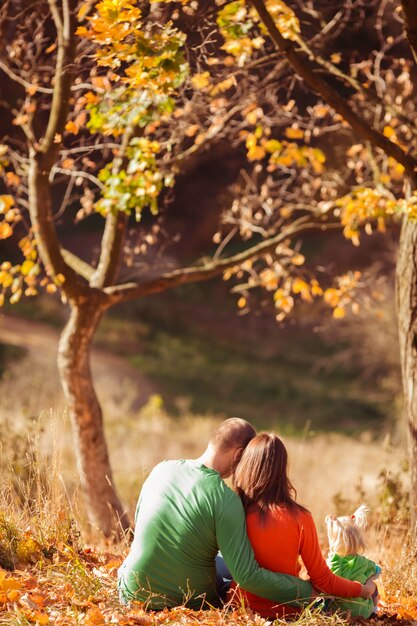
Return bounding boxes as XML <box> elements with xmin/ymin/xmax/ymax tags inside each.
<box><xmin>326</xmin><ymin>504</ymin><xmax>381</xmax><ymax>618</ymax></box>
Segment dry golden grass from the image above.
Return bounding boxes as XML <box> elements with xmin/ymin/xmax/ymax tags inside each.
<box><xmin>0</xmin><ymin>403</ymin><xmax>415</xmax><ymax>626</ymax></box>
<box><xmin>0</xmin><ymin>336</ymin><xmax>414</xmax><ymax>625</ymax></box>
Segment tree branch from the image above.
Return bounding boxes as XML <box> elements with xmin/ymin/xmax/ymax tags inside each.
<box><xmin>51</xmin><ymin>166</ymin><xmax>104</xmax><ymax>189</ymax></box>
<box><xmin>90</xmin><ymin>212</ymin><xmax>128</xmax><ymax>288</ymax></box>
<box><xmin>39</xmin><ymin>0</ymin><xmax>76</xmax><ymax>164</ymax></box>
<box><xmin>90</xmin><ymin>127</ymin><xmax>134</xmax><ymax>289</ymax></box>
<box><xmin>104</xmin><ymin>217</ymin><xmax>338</xmax><ymax>303</ymax></box>
<box><xmin>0</xmin><ymin>59</ymin><xmax>53</xmax><ymax>94</ymax></box>
<box><xmin>61</xmin><ymin>248</ymin><xmax>96</xmax><ymax>281</ymax></box>
<box><xmin>295</xmin><ymin>36</ymin><xmax>417</xmax><ymax>134</ymax></box>
<box><xmin>401</xmin><ymin>1</ymin><xmax>417</xmax><ymax>65</ymax></box>
<box><xmin>0</xmin><ymin>61</ymin><xmax>101</xmax><ymax>96</ymax></box>
<box><xmin>164</xmin><ymin>104</ymin><xmax>243</xmax><ymax>167</ymax></box>
<box><xmin>249</xmin><ymin>0</ymin><xmax>417</xmax><ymax>177</ymax></box>
<box><xmin>27</xmin><ymin>0</ymin><xmax>92</xmax><ymax>298</ymax></box>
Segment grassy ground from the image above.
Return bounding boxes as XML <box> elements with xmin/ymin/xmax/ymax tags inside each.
<box><xmin>0</xmin><ymin>274</ymin><xmax>412</xmax><ymax>624</ymax></box>
<box><xmin>3</xmin><ymin>267</ymin><xmax>401</xmax><ymax>437</ymax></box>
<box><xmin>0</xmin><ymin>344</ymin><xmax>26</xmax><ymax>376</ymax></box>
<box><xmin>0</xmin><ymin>424</ymin><xmax>415</xmax><ymax>626</ymax></box>
<box><xmin>96</xmin><ymin>278</ymin><xmax>400</xmax><ymax>436</ymax></box>
<box><xmin>127</xmin><ymin>325</ymin><xmax>387</xmax><ymax>433</ymax></box>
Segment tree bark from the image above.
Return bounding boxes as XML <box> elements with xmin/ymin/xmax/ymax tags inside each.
<box><xmin>57</xmin><ymin>300</ymin><xmax>130</xmax><ymax>537</ymax></box>
<box><xmin>396</xmin><ymin>217</ymin><xmax>417</xmax><ymax>532</ymax></box>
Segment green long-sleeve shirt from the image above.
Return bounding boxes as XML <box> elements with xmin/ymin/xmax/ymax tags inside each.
<box><xmin>118</xmin><ymin>460</ymin><xmax>312</xmax><ymax>609</ymax></box>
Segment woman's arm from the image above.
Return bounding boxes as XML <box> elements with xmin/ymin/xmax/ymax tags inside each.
<box><xmin>299</xmin><ymin>513</ymin><xmax>363</xmax><ymax>598</ymax></box>
<box><xmin>216</xmin><ymin>493</ymin><xmax>313</xmax><ymax>607</ymax></box>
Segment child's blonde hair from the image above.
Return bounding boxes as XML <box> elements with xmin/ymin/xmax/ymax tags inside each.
<box><xmin>325</xmin><ymin>504</ymin><xmax>369</xmax><ymax>556</ymax></box>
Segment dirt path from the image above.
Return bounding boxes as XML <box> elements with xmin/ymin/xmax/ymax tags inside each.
<box><xmin>0</xmin><ymin>313</ymin><xmax>155</xmax><ymax>409</ymax></box>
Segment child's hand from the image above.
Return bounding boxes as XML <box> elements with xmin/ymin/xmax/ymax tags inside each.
<box><xmin>360</xmin><ymin>579</ymin><xmax>376</xmax><ymax>599</ymax></box>
<box><xmin>309</xmin><ymin>586</ymin><xmax>321</xmax><ymax>600</ymax></box>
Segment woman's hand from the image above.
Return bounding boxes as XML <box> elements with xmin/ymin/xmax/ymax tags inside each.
<box><xmin>360</xmin><ymin>579</ymin><xmax>376</xmax><ymax>599</ymax></box>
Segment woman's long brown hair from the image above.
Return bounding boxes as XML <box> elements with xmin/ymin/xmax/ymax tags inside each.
<box><xmin>233</xmin><ymin>433</ymin><xmax>308</xmax><ymax>516</ymax></box>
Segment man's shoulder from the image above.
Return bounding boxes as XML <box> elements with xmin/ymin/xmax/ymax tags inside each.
<box><xmin>149</xmin><ymin>459</ymin><xmax>188</xmax><ymax>474</ymax></box>
<box><xmin>148</xmin><ymin>460</ymin><xmax>239</xmax><ymax>501</ymax></box>
<box><xmin>149</xmin><ymin>460</ymin><xmax>225</xmax><ymax>485</ymax></box>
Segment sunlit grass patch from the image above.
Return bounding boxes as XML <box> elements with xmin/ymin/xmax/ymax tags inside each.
<box><xmin>0</xmin><ymin>309</ymin><xmax>413</xmax><ymax>624</ymax></box>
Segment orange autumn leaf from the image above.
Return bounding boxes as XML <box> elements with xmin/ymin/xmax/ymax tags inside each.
<box><xmin>46</xmin><ymin>283</ymin><xmax>57</xmax><ymax>294</ymax></box>
<box><xmin>323</xmin><ymin>287</ymin><xmax>340</xmax><ymax>307</ymax></box>
<box><xmin>126</xmin><ymin>612</ymin><xmax>156</xmax><ymax>625</ymax></box>
<box><xmin>85</xmin><ymin>91</ymin><xmax>99</xmax><ymax>105</ymax></box>
<box><xmin>65</xmin><ymin>120</ymin><xmax>80</xmax><ymax>135</ymax></box>
<box><xmin>191</xmin><ymin>72</ymin><xmax>210</xmax><ymax>90</ymax></box>
<box><xmin>5</xmin><ymin>171</ymin><xmax>20</xmax><ymax>187</ymax></box>
<box><xmin>78</xmin><ymin>2</ymin><xmax>91</xmax><ymax>21</ymax></box>
<box><xmin>311</xmin><ymin>279</ymin><xmax>323</xmax><ymax>296</ymax></box>
<box><xmin>0</xmin><ymin>571</ymin><xmax>22</xmax><ymax>592</ymax></box>
<box><xmin>15</xmin><ymin>534</ymin><xmax>43</xmax><ymax>563</ymax></box>
<box><xmin>259</xmin><ymin>268</ymin><xmax>279</xmax><ymax>290</ymax></box>
<box><xmin>102</xmin><ymin>556</ymin><xmax>123</xmax><ymax>570</ymax></box>
<box><xmin>285</xmin><ymin>127</ymin><xmax>304</xmax><ymax>140</ymax></box>
<box><xmin>0</xmin><ymin>195</ymin><xmax>14</xmax><ymax>212</ymax></box>
<box><xmin>313</xmin><ymin>104</ymin><xmax>330</xmax><ymax>118</ymax></box>
<box><xmin>248</xmin><ymin>145</ymin><xmax>266</xmax><ymax>160</ymax></box>
<box><xmin>27</xmin><ymin>593</ymin><xmax>48</xmax><ymax>608</ymax></box>
<box><xmin>83</xmin><ymin>607</ymin><xmax>106</xmax><ymax>625</ymax></box>
<box><xmin>383</xmin><ymin>125</ymin><xmax>396</xmax><ymax>139</ymax></box>
<box><xmin>185</xmin><ymin>124</ymin><xmax>199</xmax><ymax>137</ymax></box>
<box><xmin>91</xmin><ymin>76</ymin><xmax>110</xmax><ymax>90</ymax></box>
<box><xmin>7</xmin><ymin>588</ymin><xmax>21</xmax><ymax>602</ymax></box>
<box><xmin>0</xmin><ymin>222</ymin><xmax>13</xmax><ymax>239</ymax></box>
<box><xmin>23</xmin><ymin>610</ymin><xmax>49</xmax><ymax>625</ymax></box>
<box><xmin>290</xmin><ymin>253</ymin><xmax>305</xmax><ymax>266</ymax></box>
<box><xmin>61</xmin><ymin>158</ymin><xmax>75</xmax><ymax>169</ymax></box>
<box><xmin>26</xmin><ymin>84</ymin><xmax>38</xmax><ymax>96</ymax></box>
<box><xmin>384</xmin><ymin>595</ymin><xmax>417</xmax><ymax>619</ymax></box>
<box><xmin>333</xmin><ymin>305</ymin><xmax>346</xmax><ymax>319</ymax></box>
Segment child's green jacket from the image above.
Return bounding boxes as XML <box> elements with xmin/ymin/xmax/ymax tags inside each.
<box><xmin>327</xmin><ymin>553</ymin><xmax>380</xmax><ymax>617</ymax></box>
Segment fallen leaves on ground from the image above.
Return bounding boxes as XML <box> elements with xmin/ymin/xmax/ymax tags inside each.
<box><xmin>0</xmin><ymin>546</ymin><xmax>415</xmax><ymax>626</ymax></box>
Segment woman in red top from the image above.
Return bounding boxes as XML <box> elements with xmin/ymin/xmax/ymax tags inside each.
<box><xmin>229</xmin><ymin>433</ymin><xmax>374</xmax><ymax>618</ymax></box>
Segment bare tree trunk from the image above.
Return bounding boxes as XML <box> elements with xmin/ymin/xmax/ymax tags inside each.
<box><xmin>57</xmin><ymin>300</ymin><xmax>130</xmax><ymax>537</ymax></box>
<box><xmin>396</xmin><ymin>218</ymin><xmax>417</xmax><ymax>533</ymax></box>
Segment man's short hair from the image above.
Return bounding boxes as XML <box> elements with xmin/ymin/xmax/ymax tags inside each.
<box><xmin>209</xmin><ymin>417</ymin><xmax>256</xmax><ymax>451</ymax></box>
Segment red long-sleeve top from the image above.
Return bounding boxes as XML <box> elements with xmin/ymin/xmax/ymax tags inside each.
<box><xmin>229</xmin><ymin>505</ymin><xmax>361</xmax><ymax>618</ymax></box>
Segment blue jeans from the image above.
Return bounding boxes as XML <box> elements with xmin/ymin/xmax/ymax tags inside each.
<box><xmin>119</xmin><ymin>555</ymin><xmax>232</xmax><ymax>606</ymax></box>
<box><xmin>215</xmin><ymin>554</ymin><xmax>232</xmax><ymax>602</ymax></box>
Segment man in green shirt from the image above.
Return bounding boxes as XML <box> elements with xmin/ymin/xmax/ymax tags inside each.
<box><xmin>118</xmin><ymin>418</ymin><xmax>314</xmax><ymax>610</ymax></box>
